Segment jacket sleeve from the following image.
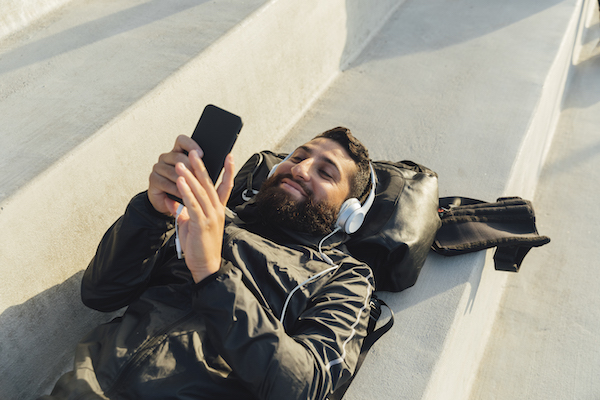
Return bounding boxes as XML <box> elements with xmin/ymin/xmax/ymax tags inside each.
<box><xmin>81</xmin><ymin>192</ymin><xmax>175</xmax><ymax>312</ymax></box>
<box><xmin>192</xmin><ymin>259</ymin><xmax>373</xmax><ymax>400</ymax></box>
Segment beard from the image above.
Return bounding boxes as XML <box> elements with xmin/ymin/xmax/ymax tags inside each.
<box><xmin>254</xmin><ymin>174</ymin><xmax>338</xmax><ymax>235</ymax></box>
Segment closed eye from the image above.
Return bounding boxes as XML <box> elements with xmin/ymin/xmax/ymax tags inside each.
<box><xmin>319</xmin><ymin>169</ymin><xmax>333</xmax><ymax>180</ymax></box>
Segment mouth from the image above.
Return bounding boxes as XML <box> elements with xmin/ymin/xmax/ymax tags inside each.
<box><xmin>280</xmin><ymin>178</ymin><xmax>308</xmax><ymax>199</ymax></box>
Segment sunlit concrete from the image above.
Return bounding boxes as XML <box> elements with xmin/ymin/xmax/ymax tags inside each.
<box><xmin>0</xmin><ymin>1</ymin><xmax>401</xmax><ymax>398</ymax></box>
<box><xmin>275</xmin><ymin>0</ymin><xmax>585</xmax><ymax>398</ymax></box>
<box><xmin>0</xmin><ymin>0</ymin><xmax>592</xmax><ymax>398</ymax></box>
<box><xmin>469</xmin><ymin>2</ymin><xmax>600</xmax><ymax>398</ymax></box>
<box><xmin>0</xmin><ymin>0</ymin><xmax>73</xmax><ymax>39</ymax></box>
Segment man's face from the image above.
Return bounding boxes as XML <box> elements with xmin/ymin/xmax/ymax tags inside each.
<box><xmin>272</xmin><ymin>137</ymin><xmax>356</xmax><ymax>209</ymax></box>
<box><xmin>254</xmin><ymin>138</ymin><xmax>357</xmax><ymax>234</ymax></box>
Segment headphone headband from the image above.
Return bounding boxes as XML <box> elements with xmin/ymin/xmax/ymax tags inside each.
<box><xmin>268</xmin><ymin>153</ymin><xmax>291</xmax><ymax>178</ymax></box>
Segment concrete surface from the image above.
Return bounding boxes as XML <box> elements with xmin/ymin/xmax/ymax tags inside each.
<box><xmin>0</xmin><ymin>0</ymin><xmax>594</xmax><ymax>398</ymax></box>
<box><xmin>469</xmin><ymin>3</ymin><xmax>600</xmax><ymax>399</ymax></box>
<box><xmin>276</xmin><ymin>0</ymin><xmax>585</xmax><ymax>399</ymax></box>
<box><xmin>0</xmin><ymin>1</ymin><xmax>402</xmax><ymax>398</ymax></box>
<box><xmin>0</xmin><ymin>0</ymin><xmax>73</xmax><ymax>40</ymax></box>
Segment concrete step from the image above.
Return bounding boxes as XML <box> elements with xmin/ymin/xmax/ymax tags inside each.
<box><xmin>0</xmin><ymin>1</ymin><xmax>403</xmax><ymax>398</ymax></box>
<box><xmin>0</xmin><ymin>0</ymin><xmax>589</xmax><ymax>398</ymax></box>
<box><xmin>273</xmin><ymin>0</ymin><xmax>588</xmax><ymax>399</ymax></box>
<box><xmin>469</xmin><ymin>2</ymin><xmax>600</xmax><ymax>398</ymax></box>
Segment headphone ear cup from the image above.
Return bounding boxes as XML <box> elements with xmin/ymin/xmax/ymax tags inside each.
<box><xmin>336</xmin><ymin>198</ymin><xmax>362</xmax><ymax>234</ymax></box>
<box><xmin>336</xmin><ymin>163</ymin><xmax>377</xmax><ymax>234</ymax></box>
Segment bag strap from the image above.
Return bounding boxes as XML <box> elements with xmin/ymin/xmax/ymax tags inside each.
<box><xmin>241</xmin><ymin>152</ymin><xmax>263</xmax><ymax>201</ymax></box>
<box><xmin>328</xmin><ymin>295</ymin><xmax>394</xmax><ymax>400</ymax></box>
<box><xmin>433</xmin><ymin>196</ymin><xmax>550</xmax><ymax>272</ymax></box>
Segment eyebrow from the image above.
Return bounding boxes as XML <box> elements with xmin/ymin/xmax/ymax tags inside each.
<box><xmin>296</xmin><ymin>145</ymin><xmax>342</xmax><ymax>178</ymax></box>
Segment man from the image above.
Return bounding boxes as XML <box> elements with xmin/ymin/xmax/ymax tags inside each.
<box><xmin>41</xmin><ymin>127</ymin><xmax>375</xmax><ymax>400</ymax></box>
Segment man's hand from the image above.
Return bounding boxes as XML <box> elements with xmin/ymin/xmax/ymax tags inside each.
<box><xmin>166</xmin><ymin>149</ymin><xmax>235</xmax><ymax>283</ymax></box>
<box><xmin>148</xmin><ymin>135</ymin><xmax>203</xmax><ymax>215</ymax></box>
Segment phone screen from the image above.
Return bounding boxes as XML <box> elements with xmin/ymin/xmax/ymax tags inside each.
<box><xmin>191</xmin><ymin>105</ymin><xmax>243</xmax><ymax>183</ymax></box>
<box><xmin>168</xmin><ymin>104</ymin><xmax>243</xmax><ymax>203</ymax></box>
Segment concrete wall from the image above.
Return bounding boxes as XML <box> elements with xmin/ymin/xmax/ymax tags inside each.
<box><xmin>0</xmin><ymin>1</ymin><xmax>402</xmax><ymax>398</ymax></box>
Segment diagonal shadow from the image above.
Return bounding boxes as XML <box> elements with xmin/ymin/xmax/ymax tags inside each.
<box><xmin>0</xmin><ymin>0</ymin><xmax>244</xmax><ymax>205</ymax></box>
<box><xmin>342</xmin><ymin>0</ymin><xmax>566</xmax><ymax>69</ymax></box>
<box><xmin>0</xmin><ymin>0</ymin><xmax>205</xmax><ymax>76</ymax></box>
<box><xmin>0</xmin><ymin>271</ymin><xmax>121</xmax><ymax>400</ymax></box>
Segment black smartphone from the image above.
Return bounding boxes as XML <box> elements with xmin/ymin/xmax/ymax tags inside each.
<box><xmin>168</xmin><ymin>104</ymin><xmax>243</xmax><ymax>203</ymax></box>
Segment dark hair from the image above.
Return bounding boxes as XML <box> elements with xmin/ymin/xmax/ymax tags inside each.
<box><xmin>314</xmin><ymin>127</ymin><xmax>371</xmax><ymax>203</ymax></box>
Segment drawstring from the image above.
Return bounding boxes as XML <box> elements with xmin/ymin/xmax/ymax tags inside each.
<box><xmin>318</xmin><ymin>227</ymin><xmax>341</xmax><ymax>266</ymax></box>
<box><xmin>279</xmin><ymin>227</ymin><xmax>342</xmax><ymax>324</ymax></box>
<box><xmin>175</xmin><ymin>204</ymin><xmax>184</xmax><ymax>259</ymax></box>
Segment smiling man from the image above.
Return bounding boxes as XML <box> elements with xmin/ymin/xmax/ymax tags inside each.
<box><xmin>255</xmin><ymin>130</ymin><xmax>371</xmax><ymax>235</ymax></box>
<box><xmin>40</xmin><ymin>127</ymin><xmax>375</xmax><ymax>400</ymax></box>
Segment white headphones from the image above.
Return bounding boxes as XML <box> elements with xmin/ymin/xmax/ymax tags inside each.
<box><xmin>268</xmin><ymin>156</ymin><xmax>377</xmax><ymax>235</ymax></box>
<box><xmin>336</xmin><ymin>163</ymin><xmax>376</xmax><ymax>234</ymax></box>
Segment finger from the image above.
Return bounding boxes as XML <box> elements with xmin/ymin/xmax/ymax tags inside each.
<box><xmin>173</xmin><ymin>135</ymin><xmax>204</xmax><ymax>157</ymax></box>
<box><xmin>149</xmin><ymin>170</ymin><xmax>180</xmax><ymax>197</ymax></box>
<box><xmin>175</xmin><ymin>156</ymin><xmax>216</xmax><ymax>217</ymax></box>
<box><xmin>217</xmin><ymin>154</ymin><xmax>235</xmax><ymax>206</ymax></box>
<box><xmin>153</xmin><ymin>156</ymin><xmax>185</xmax><ymax>186</ymax></box>
<box><xmin>188</xmin><ymin>150</ymin><xmax>220</xmax><ymax>206</ymax></box>
<box><xmin>158</xmin><ymin>150</ymin><xmax>192</xmax><ymax>172</ymax></box>
<box><xmin>176</xmin><ymin>173</ymin><xmax>208</xmax><ymax>220</ymax></box>
<box><xmin>165</xmin><ymin>196</ymin><xmax>184</xmax><ymax>217</ymax></box>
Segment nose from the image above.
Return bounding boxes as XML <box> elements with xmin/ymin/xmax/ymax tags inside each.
<box><xmin>291</xmin><ymin>158</ymin><xmax>312</xmax><ymax>181</ymax></box>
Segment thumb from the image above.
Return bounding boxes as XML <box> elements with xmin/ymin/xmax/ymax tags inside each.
<box><xmin>165</xmin><ymin>197</ymin><xmax>183</xmax><ymax>217</ymax></box>
<box><xmin>217</xmin><ymin>154</ymin><xmax>235</xmax><ymax>206</ymax></box>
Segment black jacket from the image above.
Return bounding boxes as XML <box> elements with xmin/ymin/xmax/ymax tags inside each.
<box><xmin>42</xmin><ymin>193</ymin><xmax>373</xmax><ymax>400</ymax></box>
